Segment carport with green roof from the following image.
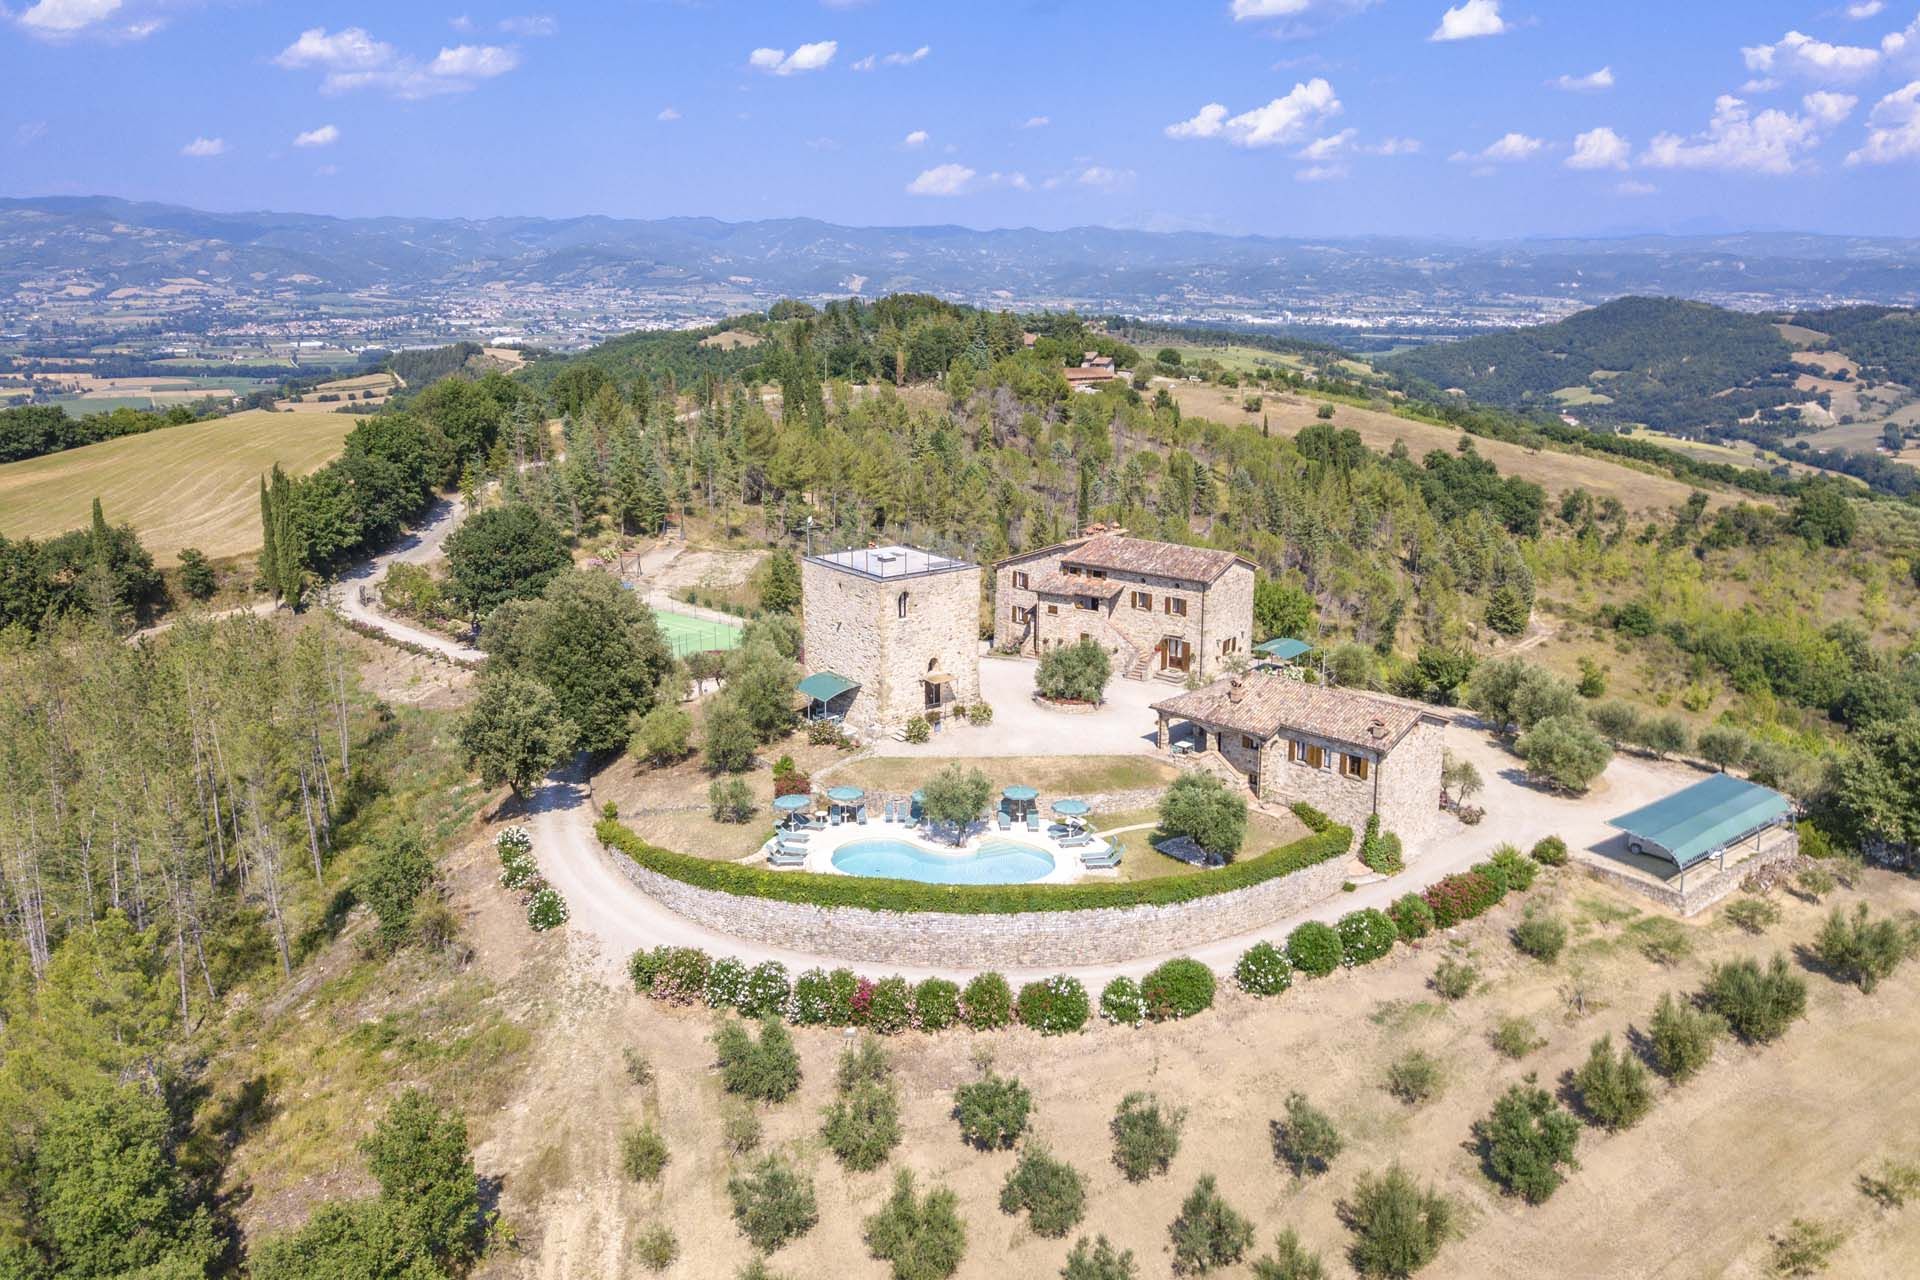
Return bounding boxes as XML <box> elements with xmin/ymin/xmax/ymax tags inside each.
<box><xmin>797</xmin><ymin>671</ymin><xmax>859</xmax><ymax>722</ymax></box>
<box><xmin>1607</xmin><ymin>773</ymin><xmax>1793</xmax><ymax>876</ymax></box>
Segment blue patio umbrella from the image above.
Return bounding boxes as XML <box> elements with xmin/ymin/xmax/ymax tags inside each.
<box><xmin>825</xmin><ymin>786</ymin><xmax>865</xmax><ymax>805</ymax></box>
<box><xmin>1002</xmin><ymin>783</ymin><xmax>1039</xmax><ymax>818</ymax></box>
<box><xmin>773</xmin><ymin>794</ymin><xmax>812</xmax><ymax>813</ymax></box>
<box><xmin>1051</xmin><ymin>798</ymin><xmax>1090</xmax><ymax>817</ymax></box>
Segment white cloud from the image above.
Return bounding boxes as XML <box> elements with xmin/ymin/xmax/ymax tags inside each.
<box><xmin>906</xmin><ymin>163</ymin><xmax>975</xmax><ymax>196</ymax></box>
<box><xmin>1565</xmin><ymin>126</ymin><xmax>1630</xmax><ymax>169</ymax></box>
<box><xmin>1452</xmin><ymin>131</ymin><xmax>1543</xmax><ymax>163</ymax></box>
<box><xmin>15</xmin><ymin>121</ymin><xmax>49</xmax><ymax>146</ymax></box>
<box><xmin>1365</xmin><ymin>136</ymin><xmax>1421</xmax><ymax>155</ymax></box>
<box><xmin>1640</xmin><ymin>95</ymin><xmax>1824</xmax><ymax>174</ymax></box>
<box><xmin>1232</xmin><ymin>0</ymin><xmax>1313</xmax><ymax>15</ymax></box>
<box><xmin>1165</xmin><ymin>79</ymin><xmax>1342</xmax><ymax>148</ymax></box>
<box><xmin>450</xmin><ymin>15</ymin><xmax>473</xmax><ymax>32</ymax></box>
<box><xmin>1297</xmin><ymin>128</ymin><xmax>1356</xmax><ymax>161</ymax></box>
<box><xmin>1075</xmin><ymin>164</ymin><xmax>1134</xmax><ymax>189</ymax></box>
<box><xmin>657</xmin><ymin>106</ymin><xmax>680</xmax><ymax>122</ymax></box>
<box><xmin>1552</xmin><ymin>67</ymin><xmax>1614</xmax><ymax>93</ymax></box>
<box><xmin>1802</xmin><ymin>90</ymin><xmax>1858</xmax><ymax>125</ymax></box>
<box><xmin>276</xmin><ymin>27</ymin><xmax>520</xmax><ymax>97</ymax></box>
<box><xmin>1431</xmin><ymin>0</ymin><xmax>1506</xmax><ymax>42</ymax></box>
<box><xmin>1742</xmin><ymin>30</ymin><xmax>1880</xmax><ymax>81</ymax></box>
<box><xmin>1616</xmin><ymin>179</ymin><xmax>1657</xmax><ymax>196</ymax></box>
<box><xmin>1295</xmin><ymin>163</ymin><xmax>1348</xmax><ymax>182</ymax></box>
<box><xmin>749</xmin><ymin>41</ymin><xmax>837</xmax><ymax>75</ymax></box>
<box><xmin>1848</xmin><ymin>80</ymin><xmax>1920</xmax><ymax>163</ymax></box>
<box><xmin>853</xmin><ymin>44</ymin><xmax>928</xmax><ymax>70</ymax></box>
<box><xmin>1021</xmin><ymin>115</ymin><xmax>1050</xmax><ymax>129</ymax></box>
<box><xmin>1847</xmin><ymin>1</ymin><xmax>1885</xmax><ymax>18</ymax></box>
<box><xmin>179</xmin><ymin>136</ymin><xmax>226</xmax><ymax>158</ymax></box>
<box><xmin>15</xmin><ymin>0</ymin><xmax>134</xmax><ymax>38</ymax></box>
<box><xmin>293</xmin><ymin>124</ymin><xmax>339</xmax><ymax>148</ymax></box>
<box><xmin>498</xmin><ymin>14</ymin><xmax>556</xmax><ymax>37</ymax></box>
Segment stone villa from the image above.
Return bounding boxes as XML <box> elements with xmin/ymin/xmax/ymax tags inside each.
<box><xmin>993</xmin><ymin>531</ymin><xmax>1256</xmax><ymax>683</ymax></box>
<box><xmin>1151</xmin><ymin>670</ymin><xmax>1447</xmax><ymax>845</ymax></box>
<box><xmin>799</xmin><ymin>545</ymin><xmax>981</xmax><ymax>733</ymax></box>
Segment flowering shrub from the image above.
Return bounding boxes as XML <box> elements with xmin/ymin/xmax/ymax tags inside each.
<box><xmin>868</xmin><ymin>976</ymin><xmax>913</xmax><ymax>1034</ymax></box>
<box><xmin>1470</xmin><ymin>859</ymin><xmax>1515</xmax><ymax>902</ymax></box>
<box><xmin>526</xmin><ymin>884</ymin><xmax>568</xmax><ymax>932</ymax></box>
<box><xmin>628</xmin><ymin>946</ymin><xmax>666</xmax><ymax>992</ymax></box>
<box><xmin>1389</xmin><ymin>893</ymin><xmax>1437</xmax><ymax>942</ymax></box>
<box><xmin>1529</xmin><ymin>835</ymin><xmax>1569</xmax><ymax>867</ymax></box>
<box><xmin>961</xmin><ymin>972</ymin><xmax>1013</xmax><ymax>1029</ymax></box>
<box><xmin>825</xmin><ymin>968</ymin><xmax>860</xmax><ymax>1026</ymax></box>
<box><xmin>1286</xmin><ymin>922</ymin><xmax>1342</xmax><ymax>977</ymax></box>
<box><xmin>912</xmin><ymin>977</ymin><xmax>961</xmax><ymax>1031</ymax></box>
<box><xmin>790</xmin><ymin>968</ymin><xmax>834</xmax><ymax>1025</ymax></box>
<box><xmin>1234</xmin><ymin>942</ymin><xmax>1294</xmax><ymax>996</ymax></box>
<box><xmin>1141</xmin><ymin>958</ymin><xmax>1215</xmax><ymax>1021</ymax></box>
<box><xmin>1016</xmin><ymin>976</ymin><xmax>1091</xmax><ymax>1035</ymax></box>
<box><xmin>652</xmin><ymin>947</ymin><xmax>713</xmax><ymax>1005</ymax></box>
<box><xmin>1424</xmin><ymin>871</ymin><xmax>1501</xmax><ymax>928</ymax></box>
<box><xmin>706</xmin><ymin>957</ymin><xmax>748</xmax><ymax>1010</ymax></box>
<box><xmin>739</xmin><ymin>961</ymin><xmax>791</xmax><ymax>1019</ymax></box>
<box><xmin>850</xmin><ymin>977</ymin><xmax>875</xmax><ymax>1026</ymax></box>
<box><xmin>497</xmin><ymin>826</ymin><xmax>537</xmax><ymax>890</ymax></box>
<box><xmin>1100</xmin><ymin>976</ymin><xmax>1145</xmax><ymax>1026</ymax></box>
<box><xmin>1338</xmin><ymin>909</ymin><xmax>1399</xmax><ymax>967</ymax></box>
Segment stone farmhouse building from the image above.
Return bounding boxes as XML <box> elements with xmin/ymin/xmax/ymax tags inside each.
<box><xmin>799</xmin><ymin>545</ymin><xmax>982</xmax><ymax>734</ymax></box>
<box><xmin>993</xmin><ymin>532</ymin><xmax>1255</xmax><ymax>683</ymax></box>
<box><xmin>1151</xmin><ymin>670</ymin><xmax>1447</xmax><ymax>845</ymax></box>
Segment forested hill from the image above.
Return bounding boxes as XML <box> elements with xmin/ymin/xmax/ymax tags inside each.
<box><xmin>1382</xmin><ymin>297</ymin><xmax>1799</xmax><ymax>432</ymax></box>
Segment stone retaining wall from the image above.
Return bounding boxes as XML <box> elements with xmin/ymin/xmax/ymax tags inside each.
<box><xmin>600</xmin><ymin>839</ymin><xmax>1351</xmax><ymax>968</ymax></box>
<box><xmin>1578</xmin><ymin>828</ymin><xmax>1800</xmax><ymax>917</ymax></box>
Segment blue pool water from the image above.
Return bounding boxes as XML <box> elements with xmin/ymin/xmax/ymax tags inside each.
<box><xmin>830</xmin><ymin>838</ymin><xmax>1056</xmax><ymax>886</ymax></box>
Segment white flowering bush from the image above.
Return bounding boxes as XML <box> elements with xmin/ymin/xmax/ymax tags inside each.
<box><xmin>526</xmin><ymin>883</ymin><xmax>568</xmax><ymax>932</ymax></box>
<box><xmin>739</xmin><ymin>961</ymin><xmax>791</xmax><ymax>1019</ymax></box>
<box><xmin>789</xmin><ymin>968</ymin><xmax>833</xmax><ymax>1025</ymax></box>
<box><xmin>1337</xmin><ymin>909</ymin><xmax>1399</xmax><ymax>968</ymax></box>
<box><xmin>1099</xmin><ymin>976</ymin><xmax>1145</xmax><ymax>1027</ymax></box>
<box><xmin>1234</xmin><ymin>942</ymin><xmax>1294</xmax><ymax>996</ymax></box>
<box><xmin>705</xmin><ymin>956</ymin><xmax>749</xmax><ymax>1009</ymax></box>
<box><xmin>497</xmin><ymin>826</ymin><xmax>537</xmax><ymax>890</ymax></box>
<box><xmin>1016</xmin><ymin>974</ymin><xmax>1091</xmax><ymax>1035</ymax></box>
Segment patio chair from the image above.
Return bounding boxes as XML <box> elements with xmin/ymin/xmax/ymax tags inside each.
<box><xmin>1025</xmin><ymin>810</ymin><xmax>1040</xmax><ymax>833</ymax></box>
<box><xmin>829</xmin><ymin>810</ymin><xmax>842</xmax><ymax>827</ymax></box>
<box><xmin>997</xmin><ymin>810</ymin><xmax>1012</xmax><ymax>832</ymax></box>
<box><xmin>856</xmin><ymin>805</ymin><xmax>868</xmax><ymax>825</ymax></box>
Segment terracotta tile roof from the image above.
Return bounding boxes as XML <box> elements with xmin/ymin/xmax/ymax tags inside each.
<box><xmin>1029</xmin><ymin>570</ymin><xmax>1123</xmax><ymax>599</ymax></box>
<box><xmin>1063</xmin><ymin>366</ymin><xmax>1116</xmax><ymax>383</ymax></box>
<box><xmin>1064</xmin><ymin>534</ymin><xmax>1250</xmax><ymax>585</ymax></box>
<box><xmin>1152</xmin><ymin>671</ymin><xmax>1429</xmax><ymax>755</ymax></box>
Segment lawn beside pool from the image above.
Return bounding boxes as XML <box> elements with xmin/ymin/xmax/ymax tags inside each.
<box><xmin>1099</xmin><ymin>805</ymin><xmax>1313</xmax><ymax>882</ymax></box>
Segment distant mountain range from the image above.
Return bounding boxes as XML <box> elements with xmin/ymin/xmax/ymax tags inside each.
<box><xmin>7</xmin><ymin>195</ymin><xmax>1920</xmax><ymax>318</ymax></box>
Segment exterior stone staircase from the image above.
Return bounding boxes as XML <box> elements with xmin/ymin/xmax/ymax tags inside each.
<box><xmin>1122</xmin><ymin>644</ymin><xmax>1155</xmax><ymax>682</ymax></box>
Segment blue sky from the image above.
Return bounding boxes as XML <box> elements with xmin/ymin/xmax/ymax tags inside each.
<box><xmin>5</xmin><ymin>0</ymin><xmax>1920</xmax><ymax>238</ymax></box>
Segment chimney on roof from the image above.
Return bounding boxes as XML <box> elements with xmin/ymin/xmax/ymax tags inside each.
<box><xmin>1368</xmin><ymin>717</ymin><xmax>1388</xmax><ymax>741</ymax></box>
<box><xmin>1227</xmin><ymin>676</ymin><xmax>1246</xmax><ymax>705</ymax></box>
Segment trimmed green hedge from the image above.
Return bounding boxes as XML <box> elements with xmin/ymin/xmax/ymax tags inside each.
<box><xmin>596</xmin><ymin>817</ymin><xmax>1353</xmax><ymax>916</ymax></box>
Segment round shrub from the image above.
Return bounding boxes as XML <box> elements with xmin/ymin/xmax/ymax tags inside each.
<box><xmin>868</xmin><ymin>976</ymin><xmax>913</xmax><ymax>1034</ymax></box>
<box><xmin>1470</xmin><ymin>859</ymin><xmax>1515</xmax><ymax>901</ymax></box>
<box><xmin>1099</xmin><ymin>976</ymin><xmax>1145</xmax><ymax>1026</ymax></box>
<box><xmin>954</xmin><ymin>1072</ymin><xmax>1032</xmax><ymax>1150</ymax></box>
<box><xmin>825</xmin><ymin>967</ymin><xmax>860</xmax><ymax>1026</ymax></box>
<box><xmin>1286</xmin><ymin>922</ymin><xmax>1342</xmax><ymax>978</ymax></box>
<box><xmin>496</xmin><ymin>826</ymin><xmax>533</xmax><ymax>856</ymax></box>
<box><xmin>962</xmin><ymin>972</ymin><xmax>1013</xmax><ymax>1030</ymax></box>
<box><xmin>652</xmin><ymin>947</ymin><xmax>711</xmax><ymax>1005</ymax></box>
<box><xmin>499</xmin><ymin>843</ymin><xmax>538</xmax><ymax>891</ymax></box>
<box><xmin>1110</xmin><ymin>1091</ymin><xmax>1185</xmax><ymax>1183</ymax></box>
<box><xmin>1529</xmin><ymin>835</ymin><xmax>1569</xmax><ymax>867</ymax></box>
<box><xmin>998</xmin><ymin>1145</ymin><xmax>1087</xmax><ymax>1239</ymax></box>
<box><xmin>706</xmin><ymin>956</ymin><xmax>749</xmax><ymax>1010</ymax></box>
<box><xmin>1015</xmin><ymin>975</ymin><xmax>1091</xmax><ymax>1035</ymax></box>
<box><xmin>1141</xmin><ymin>957</ymin><xmax>1215</xmax><ymax>1021</ymax></box>
<box><xmin>739</xmin><ymin>961</ymin><xmax>791</xmax><ymax>1019</ymax></box>
<box><xmin>628</xmin><ymin>945</ymin><xmax>667</xmax><ymax>993</ymax></box>
<box><xmin>790</xmin><ymin>967</ymin><xmax>833</xmax><ymax>1025</ymax></box>
<box><xmin>1389</xmin><ymin>893</ymin><xmax>1436</xmax><ymax>942</ymax></box>
<box><xmin>1233</xmin><ymin>942</ymin><xmax>1294</xmax><ymax>996</ymax></box>
<box><xmin>1486</xmin><ymin>844</ymin><xmax>1538</xmax><ymax>892</ymax></box>
<box><xmin>1338</xmin><ymin>909</ymin><xmax>1399</xmax><ymax>967</ymax></box>
<box><xmin>526</xmin><ymin>883</ymin><xmax>568</xmax><ymax>932</ymax></box>
<box><xmin>1424</xmin><ymin>871</ymin><xmax>1500</xmax><ymax>928</ymax></box>
<box><xmin>912</xmin><ymin>977</ymin><xmax>961</xmax><ymax>1031</ymax></box>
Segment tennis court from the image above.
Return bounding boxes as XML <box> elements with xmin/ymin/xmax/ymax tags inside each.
<box><xmin>651</xmin><ymin>607</ymin><xmax>743</xmax><ymax>657</ymax></box>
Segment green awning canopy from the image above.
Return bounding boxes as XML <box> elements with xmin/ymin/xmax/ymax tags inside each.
<box><xmin>1607</xmin><ymin>773</ymin><xmax>1791</xmax><ymax>870</ymax></box>
<box><xmin>1254</xmin><ymin>638</ymin><xmax>1314</xmax><ymax>661</ymax></box>
<box><xmin>796</xmin><ymin>671</ymin><xmax>859</xmax><ymax>703</ymax></box>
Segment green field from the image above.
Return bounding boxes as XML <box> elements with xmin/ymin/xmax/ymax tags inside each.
<box><xmin>1551</xmin><ymin>385</ymin><xmax>1614</xmax><ymax>406</ymax></box>
<box><xmin>649</xmin><ymin>607</ymin><xmax>742</xmax><ymax>656</ymax></box>
<box><xmin>0</xmin><ymin>409</ymin><xmax>355</xmax><ymax>564</ymax></box>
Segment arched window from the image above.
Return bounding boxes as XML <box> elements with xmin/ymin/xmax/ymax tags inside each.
<box><xmin>897</xmin><ymin>591</ymin><xmax>909</xmax><ymax>618</ymax></box>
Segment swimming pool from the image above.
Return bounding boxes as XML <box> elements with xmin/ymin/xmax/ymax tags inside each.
<box><xmin>830</xmin><ymin>838</ymin><xmax>1057</xmax><ymax>886</ymax></box>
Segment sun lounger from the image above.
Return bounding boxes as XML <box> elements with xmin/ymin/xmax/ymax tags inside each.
<box><xmin>997</xmin><ymin>811</ymin><xmax>1012</xmax><ymax>832</ymax></box>
<box><xmin>768</xmin><ymin>847</ymin><xmax>808</xmax><ymax>867</ymax></box>
<box><xmin>1081</xmin><ymin>847</ymin><xmax>1120</xmax><ymax>870</ymax></box>
<box><xmin>857</xmin><ymin>805</ymin><xmax>868</xmax><ymax>825</ymax></box>
<box><xmin>829</xmin><ymin>810</ymin><xmax>842</xmax><ymax>826</ymax></box>
<box><xmin>780</xmin><ymin>827</ymin><xmax>812</xmax><ymax>842</ymax></box>
<box><xmin>1059</xmin><ymin>831</ymin><xmax>1091</xmax><ymax>849</ymax></box>
<box><xmin>1025</xmin><ymin>810</ymin><xmax>1040</xmax><ymax>833</ymax></box>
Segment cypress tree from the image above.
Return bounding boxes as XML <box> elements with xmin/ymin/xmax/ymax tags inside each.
<box><xmin>259</xmin><ymin>475</ymin><xmax>280</xmax><ymax>597</ymax></box>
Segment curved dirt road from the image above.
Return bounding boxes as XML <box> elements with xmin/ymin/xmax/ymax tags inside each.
<box><xmin>330</xmin><ymin>495</ymin><xmax>484</xmax><ymax>663</ymax></box>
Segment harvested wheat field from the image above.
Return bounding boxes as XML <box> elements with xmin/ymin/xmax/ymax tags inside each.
<box><xmin>0</xmin><ymin>408</ymin><xmax>354</xmax><ymax>562</ymax></box>
<box><xmin>1169</xmin><ymin>383</ymin><xmax>1741</xmax><ymax>516</ymax></box>
<box><xmin>454</xmin><ymin>843</ymin><xmax>1920</xmax><ymax>1280</ymax></box>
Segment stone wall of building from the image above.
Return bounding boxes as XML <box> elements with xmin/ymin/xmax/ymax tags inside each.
<box><xmin>1256</xmin><ymin>734</ymin><xmax>1377</xmax><ymax>835</ymax></box>
<box><xmin>1374</xmin><ymin>719</ymin><xmax>1447</xmax><ymax>851</ymax></box>
<box><xmin>802</xmin><ymin>558</ymin><xmax>981</xmax><ymax>732</ymax></box>
<box><xmin>600</xmin><ymin>840</ymin><xmax>1353</xmax><ymax>969</ymax></box>
<box><xmin>993</xmin><ymin>554</ymin><xmax>1252</xmax><ymax>681</ymax></box>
